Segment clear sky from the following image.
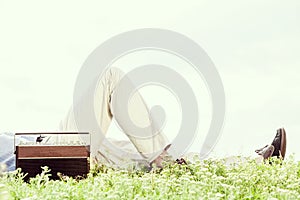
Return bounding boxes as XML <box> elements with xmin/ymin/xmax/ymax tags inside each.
<box><xmin>0</xmin><ymin>1</ymin><xmax>299</xmax><ymax>159</ymax></box>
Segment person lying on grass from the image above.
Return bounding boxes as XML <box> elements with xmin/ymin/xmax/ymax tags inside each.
<box><xmin>0</xmin><ymin>68</ymin><xmax>287</xmax><ymax>171</ymax></box>
<box><xmin>0</xmin><ymin>127</ymin><xmax>287</xmax><ymax>172</ymax></box>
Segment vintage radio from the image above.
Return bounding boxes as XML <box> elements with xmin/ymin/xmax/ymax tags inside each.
<box><xmin>14</xmin><ymin>132</ymin><xmax>90</xmax><ymax>180</ymax></box>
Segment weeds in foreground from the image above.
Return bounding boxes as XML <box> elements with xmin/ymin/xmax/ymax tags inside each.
<box><xmin>0</xmin><ymin>156</ymin><xmax>300</xmax><ymax>199</ymax></box>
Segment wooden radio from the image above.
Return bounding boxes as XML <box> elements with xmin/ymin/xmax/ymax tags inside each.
<box><xmin>14</xmin><ymin>132</ymin><xmax>90</xmax><ymax>180</ymax></box>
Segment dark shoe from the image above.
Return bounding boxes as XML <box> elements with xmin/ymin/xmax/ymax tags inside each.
<box><xmin>271</xmin><ymin>128</ymin><xmax>286</xmax><ymax>159</ymax></box>
<box><xmin>176</xmin><ymin>158</ymin><xmax>187</xmax><ymax>165</ymax></box>
<box><xmin>255</xmin><ymin>145</ymin><xmax>275</xmax><ymax>159</ymax></box>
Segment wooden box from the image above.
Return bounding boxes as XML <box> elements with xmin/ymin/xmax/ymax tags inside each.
<box><xmin>14</xmin><ymin>132</ymin><xmax>90</xmax><ymax>180</ymax></box>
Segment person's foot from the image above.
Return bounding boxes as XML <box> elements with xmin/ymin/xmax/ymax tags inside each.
<box><xmin>150</xmin><ymin>144</ymin><xmax>172</xmax><ymax>169</ymax></box>
<box><xmin>255</xmin><ymin>145</ymin><xmax>275</xmax><ymax>159</ymax></box>
<box><xmin>271</xmin><ymin>128</ymin><xmax>286</xmax><ymax>159</ymax></box>
<box><xmin>255</xmin><ymin>128</ymin><xmax>287</xmax><ymax>160</ymax></box>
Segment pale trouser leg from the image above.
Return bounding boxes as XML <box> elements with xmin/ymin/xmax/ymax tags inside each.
<box><xmin>56</xmin><ymin>68</ymin><xmax>168</xmax><ymax>166</ymax></box>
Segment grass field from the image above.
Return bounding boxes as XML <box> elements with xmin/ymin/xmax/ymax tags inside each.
<box><xmin>1</xmin><ymin>156</ymin><xmax>300</xmax><ymax>199</ymax></box>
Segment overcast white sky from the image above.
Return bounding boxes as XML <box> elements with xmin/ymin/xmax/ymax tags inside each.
<box><xmin>0</xmin><ymin>0</ymin><xmax>299</xmax><ymax>160</ymax></box>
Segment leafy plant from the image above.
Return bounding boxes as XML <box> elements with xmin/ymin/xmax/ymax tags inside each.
<box><xmin>1</xmin><ymin>156</ymin><xmax>300</xmax><ymax>199</ymax></box>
